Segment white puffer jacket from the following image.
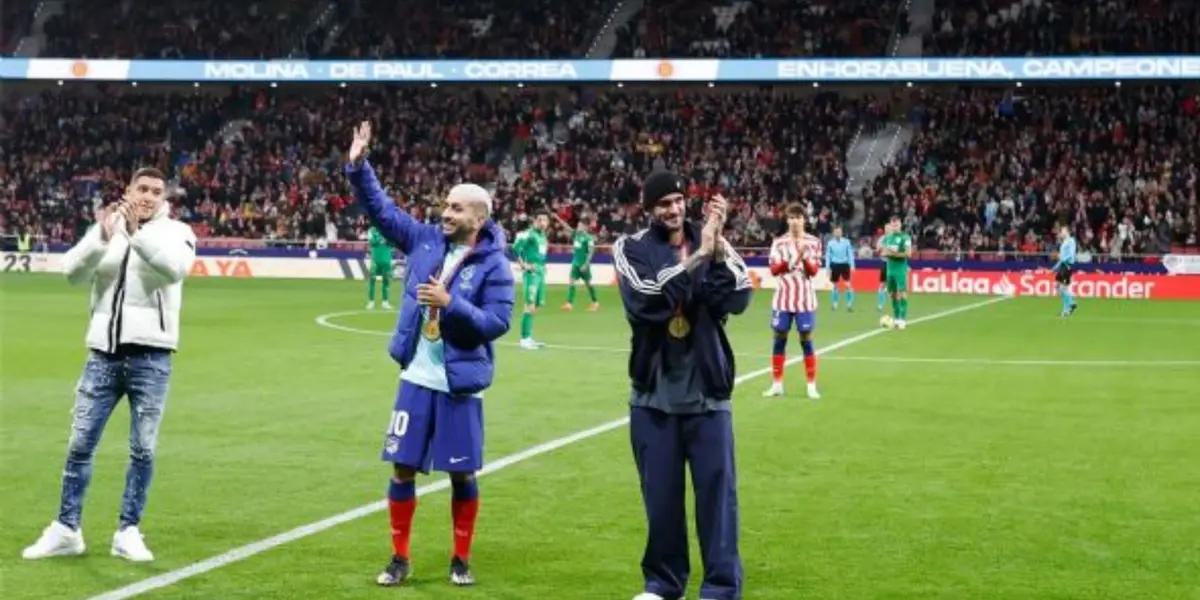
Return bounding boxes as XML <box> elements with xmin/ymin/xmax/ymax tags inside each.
<box><xmin>61</xmin><ymin>204</ymin><xmax>197</xmax><ymax>353</ymax></box>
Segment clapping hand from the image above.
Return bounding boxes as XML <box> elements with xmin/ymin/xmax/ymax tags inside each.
<box><xmin>116</xmin><ymin>200</ymin><xmax>139</xmax><ymax>235</ymax></box>
<box><xmin>96</xmin><ymin>204</ymin><xmax>119</xmax><ymax>242</ymax></box>
<box><xmin>702</xmin><ymin>194</ymin><xmax>729</xmax><ymax>259</ymax></box>
<box><xmin>349</xmin><ymin>121</ymin><xmax>372</xmax><ymax>164</ymax></box>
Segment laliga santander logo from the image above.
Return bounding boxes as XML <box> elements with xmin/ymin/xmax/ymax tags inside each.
<box><xmin>910</xmin><ymin>270</ymin><xmax>1165</xmax><ymax>299</ymax></box>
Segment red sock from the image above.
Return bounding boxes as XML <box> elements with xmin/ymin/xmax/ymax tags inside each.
<box><xmin>771</xmin><ymin>353</ymin><xmax>785</xmax><ymax>383</ymax></box>
<box><xmin>451</xmin><ymin>479</ymin><xmax>480</xmax><ymax>560</ymax></box>
<box><xmin>804</xmin><ymin>354</ymin><xmax>817</xmax><ymax>384</ymax></box>
<box><xmin>388</xmin><ymin>479</ymin><xmax>417</xmax><ymax>559</ymax></box>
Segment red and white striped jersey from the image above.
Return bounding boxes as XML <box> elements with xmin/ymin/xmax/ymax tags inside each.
<box><xmin>769</xmin><ymin>233</ymin><xmax>822</xmax><ymax>313</ymax></box>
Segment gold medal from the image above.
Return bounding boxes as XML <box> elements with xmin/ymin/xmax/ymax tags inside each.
<box><xmin>668</xmin><ymin>314</ymin><xmax>691</xmax><ymax>339</ymax></box>
<box><xmin>422</xmin><ymin>319</ymin><xmax>441</xmax><ymax>341</ymax></box>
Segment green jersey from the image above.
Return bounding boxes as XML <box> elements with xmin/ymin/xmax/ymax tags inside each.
<box><xmin>368</xmin><ymin>227</ymin><xmax>393</xmax><ymax>264</ymax></box>
<box><xmin>881</xmin><ymin>232</ymin><xmax>912</xmax><ymax>270</ymax></box>
<box><xmin>512</xmin><ymin>228</ymin><xmax>548</xmax><ymax>272</ymax></box>
<box><xmin>570</xmin><ymin>231</ymin><xmax>595</xmax><ymax>267</ymax></box>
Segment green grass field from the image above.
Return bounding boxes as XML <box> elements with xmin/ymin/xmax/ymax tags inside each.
<box><xmin>2</xmin><ymin>274</ymin><xmax>1199</xmax><ymax>600</ymax></box>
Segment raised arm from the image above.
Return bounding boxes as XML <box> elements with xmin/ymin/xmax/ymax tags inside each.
<box><xmin>344</xmin><ymin>160</ymin><xmax>422</xmax><ymax>256</ymax></box>
<box><xmin>343</xmin><ymin>122</ymin><xmax>425</xmax><ymax>255</ymax></box>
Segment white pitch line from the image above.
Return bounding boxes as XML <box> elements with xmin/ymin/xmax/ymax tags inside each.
<box><xmin>319</xmin><ymin>307</ymin><xmax>1198</xmax><ymax>370</ymax></box>
<box><xmin>85</xmin><ymin>295</ymin><xmax>1007</xmax><ymax>600</ymax></box>
<box><xmin>822</xmin><ymin>356</ymin><xmax>1200</xmax><ymax>367</ymax></box>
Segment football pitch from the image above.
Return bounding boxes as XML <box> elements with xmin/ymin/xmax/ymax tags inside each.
<box><xmin>2</xmin><ymin>275</ymin><xmax>1199</xmax><ymax>600</ymax></box>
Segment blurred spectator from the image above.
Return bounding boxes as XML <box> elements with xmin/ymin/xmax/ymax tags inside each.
<box><xmin>324</xmin><ymin>0</ymin><xmax>608</xmax><ymax>59</ymax></box>
<box><xmin>40</xmin><ymin>0</ymin><xmax>322</xmax><ymax>59</ymax></box>
<box><xmin>1</xmin><ymin>84</ymin><xmax>864</xmax><ymax>250</ymax></box>
<box><xmin>861</xmin><ymin>85</ymin><xmax>1200</xmax><ymax>259</ymax></box>
<box><xmin>614</xmin><ymin>0</ymin><xmax>900</xmax><ymax>58</ymax></box>
<box><xmin>926</xmin><ymin>0</ymin><xmax>1200</xmax><ymax>57</ymax></box>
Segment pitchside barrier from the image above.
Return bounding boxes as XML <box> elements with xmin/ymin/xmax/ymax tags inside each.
<box><xmin>5</xmin><ymin>243</ymin><xmax>1200</xmax><ymax>301</ymax></box>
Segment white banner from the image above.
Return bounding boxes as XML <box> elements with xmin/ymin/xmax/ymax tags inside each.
<box><xmin>1162</xmin><ymin>254</ymin><xmax>1200</xmax><ymax>275</ymax></box>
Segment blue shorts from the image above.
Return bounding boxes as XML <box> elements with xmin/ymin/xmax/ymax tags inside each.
<box><xmin>382</xmin><ymin>381</ymin><xmax>484</xmax><ymax>474</ymax></box>
<box><xmin>771</xmin><ymin>310</ymin><xmax>816</xmax><ymax>334</ymax></box>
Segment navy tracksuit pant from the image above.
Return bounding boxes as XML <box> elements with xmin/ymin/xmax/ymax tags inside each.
<box><xmin>630</xmin><ymin>406</ymin><xmax>743</xmax><ymax>600</ymax></box>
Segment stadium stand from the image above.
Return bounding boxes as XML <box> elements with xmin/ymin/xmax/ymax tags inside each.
<box><xmin>861</xmin><ymin>85</ymin><xmax>1200</xmax><ymax>258</ymax></box>
<box><xmin>38</xmin><ymin>0</ymin><xmax>325</xmax><ymax>59</ymax></box>
<box><xmin>612</xmin><ymin>0</ymin><xmax>901</xmax><ymax>58</ymax></box>
<box><xmin>925</xmin><ymin>0</ymin><xmax>1200</xmax><ymax>57</ymax></box>
<box><xmin>324</xmin><ymin>0</ymin><xmax>610</xmax><ymax>59</ymax></box>
<box><xmin>0</xmin><ymin>85</ymin><xmax>866</xmax><ymax>249</ymax></box>
<box><xmin>5</xmin><ymin>0</ymin><xmax>1198</xmax><ymax>258</ymax></box>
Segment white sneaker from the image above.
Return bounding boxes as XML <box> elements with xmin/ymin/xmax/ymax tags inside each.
<box><xmin>518</xmin><ymin>338</ymin><xmax>544</xmax><ymax>350</ymax></box>
<box><xmin>111</xmin><ymin>526</ymin><xmax>154</xmax><ymax>562</ymax></box>
<box><xmin>382</xmin><ymin>301</ymin><xmax>393</xmax><ymax>310</ymax></box>
<box><xmin>762</xmin><ymin>382</ymin><xmax>785</xmax><ymax>397</ymax></box>
<box><xmin>896</xmin><ymin>319</ymin><xmax>907</xmax><ymax>330</ymax></box>
<box><xmin>22</xmin><ymin>521</ymin><xmax>85</xmax><ymax>559</ymax></box>
<box><xmin>366</xmin><ymin>301</ymin><xmax>376</xmax><ymax>310</ymax></box>
<box><xmin>632</xmin><ymin>594</ymin><xmax>669</xmax><ymax>600</ymax></box>
<box><xmin>807</xmin><ymin>382</ymin><xmax>821</xmax><ymax>400</ymax></box>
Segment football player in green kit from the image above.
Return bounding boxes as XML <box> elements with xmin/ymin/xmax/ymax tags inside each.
<box><xmin>554</xmin><ymin>213</ymin><xmax>600</xmax><ymax>312</ymax></box>
<box><xmin>511</xmin><ymin>213</ymin><xmax>549</xmax><ymax>349</ymax></box>
<box><xmin>366</xmin><ymin>225</ymin><xmax>394</xmax><ymax>310</ymax></box>
<box><xmin>880</xmin><ymin>215</ymin><xmax>913</xmax><ymax>329</ymax></box>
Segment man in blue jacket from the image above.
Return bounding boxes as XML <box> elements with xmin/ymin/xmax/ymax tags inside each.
<box><xmin>614</xmin><ymin>170</ymin><xmax>752</xmax><ymax>600</ymax></box>
<box><xmin>344</xmin><ymin>122</ymin><xmax>514</xmax><ymax>589</ymax></box>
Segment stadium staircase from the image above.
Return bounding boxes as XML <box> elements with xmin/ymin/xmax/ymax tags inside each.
<box><xmin>844</xmin><ymin>0</ymin><xmax>927</xmax><ymax>231</ymax></box>
<box><xmin>288</xmin><ymin>1</ymin><xmax>342</xmax><ymax>57</ymax></box>
<box><xmin>10</xmin><ymin>0</ymin><xmax>65</xmax><ymax>57</ymax></box>
<box><xmin>584</xmin><ymin>0</ymin><xmax>643</xmax><ymax>58</ymax></box>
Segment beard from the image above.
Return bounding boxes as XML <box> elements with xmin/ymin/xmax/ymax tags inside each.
<box><xmin>443</xmin><ymin>220</ymin><xmax>475</xmax><ymax>243</ymax></box>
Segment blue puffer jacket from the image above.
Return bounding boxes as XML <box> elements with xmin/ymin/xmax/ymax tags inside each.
<box><xmin>345</xmin><ymin>160</ymin><xmax>515</xmax><ymax>396</ymax></box>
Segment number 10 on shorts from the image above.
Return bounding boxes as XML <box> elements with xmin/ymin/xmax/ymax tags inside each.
<box><xmin>389</xmin><ymin>410</ymin><xmax>410</xmax><ymax>437</ymax></box>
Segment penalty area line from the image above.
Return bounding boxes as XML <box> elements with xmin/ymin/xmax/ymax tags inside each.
<box><xmin>85</xmin><ymin>296</ymin><xmax>1006</xmax><ymax>600</ymax></box>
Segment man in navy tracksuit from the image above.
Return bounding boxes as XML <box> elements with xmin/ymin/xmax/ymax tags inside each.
<box><xmin>344</xmin><ymin>122</ymin><xmax>515</xmax><ymax>588</ymax></box>
<box><xmin>614</xmin><ymin>170</ymin><xmax>752</xmax><ymax>600</ymax></box>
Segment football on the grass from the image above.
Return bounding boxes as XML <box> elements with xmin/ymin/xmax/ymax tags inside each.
<box><xmin>801</xmin><ymin>257</ymin><xmax>821</xmax><ymax>277</ymax></box>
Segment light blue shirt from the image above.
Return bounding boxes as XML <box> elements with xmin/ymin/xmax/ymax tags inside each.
<box><xmin>401</xmin><ymin>244</ymin><xmax>469</xmax><ymax>393</ymax></box>
<box><xmin>825</xmin><ymin>236</ymin><xmax>855</xmax><ymax>268</ymax></box>
<box><xmin>1053</xmin><ymin>237</ymin><xmax>1077</xmax><ymax>270</ymax></box>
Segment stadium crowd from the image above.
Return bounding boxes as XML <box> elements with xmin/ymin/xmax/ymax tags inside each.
<box><xmin>4</xmin><ymin>0</ymin><xmax>1197</xmax><ymax>257</ymax></box>
<box><xmin>613</xmin><ymin>0</ymin><xmax>901</xmax><ymax>58</ymax></box>
<box><xmin>925</xmin><ymin>0</ymin><xmax>1200</xmax><ymax>57</ymax></box>
<box><xmin>862</xmin><ymin>85</ymin><xmax>1199</xmax><ymax>259</ymax></box>
<box><xmin>3</xmin><ymin>82</ymin><xmax>1197</xmax><ymax>257</ymax></box>
<box><xmin>1</xmin><ymin>85</ymin><xmax>864</xmax><ymax>250</ymax></box>
<box><xmin>38</xmin><ymin>0</ymin><xmax>325</xmax><ymax>59</ymax></box>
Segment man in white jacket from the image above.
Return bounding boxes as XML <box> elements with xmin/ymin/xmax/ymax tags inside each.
<box><xmin>22</xmin><ymin>167</ymin><xmax>197</xmax><ymax>563</ymax></box>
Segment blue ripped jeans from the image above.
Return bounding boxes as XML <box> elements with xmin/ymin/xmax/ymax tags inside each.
<box><xmin>57</xmin><ymin>347</ymin><xmax>172</xmax><ymax>531</ymax></box>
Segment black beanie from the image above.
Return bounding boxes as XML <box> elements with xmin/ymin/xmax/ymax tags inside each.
<box><xmin>641</xmin><ymin>170</ymin><xmax>685</xmax><ymax>208</ymax></box>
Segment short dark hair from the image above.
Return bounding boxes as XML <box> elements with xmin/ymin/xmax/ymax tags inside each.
<box><xmin>784</xmin><ymin>202</ymin><xmax>806</xmax><ymax>217</ymax></box>
<box><xmin>889</xmin><ymin>214</ymin><xmax>902</xmax><ymax>223</ymax></box>
<box><xmin>131</xmin><ymin>167</ymin><xmax>166</xmax><ymax>182</ymax></box>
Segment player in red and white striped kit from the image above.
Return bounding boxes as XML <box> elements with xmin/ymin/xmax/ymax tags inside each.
<box><xmin>763</xmin><ymin>202</ymin><xmax>822</xmax><ymax>400</ymax></box>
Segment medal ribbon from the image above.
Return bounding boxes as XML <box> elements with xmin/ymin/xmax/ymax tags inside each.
<box><xmin>426</xmin><ymin>244</ymin><xmax>474</xmax><ymax>324</ymax></box>
<box><xmin>673</xmin><ymin>243</ymin><xmax>689</xmax><ymax>318</ymax></box>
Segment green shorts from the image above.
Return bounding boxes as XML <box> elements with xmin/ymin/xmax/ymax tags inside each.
<box><xmin>522</xmin><ymin>270</ymin><xmax>546</xmax><ymax>307</ymax></box>
<box><xmin>886</xmin><ymin>269</ymin><xmax>908</xmax><ymax>294</ymax></box>
<box><xmin>569</xmin><ymin>264</ymin><xmax>592</xmax><ymax>282</ymax></box>
<box><xmin>369</xmin><ymin>259</ymin><xmax>392</xmax><ymax>278</ymax></box>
